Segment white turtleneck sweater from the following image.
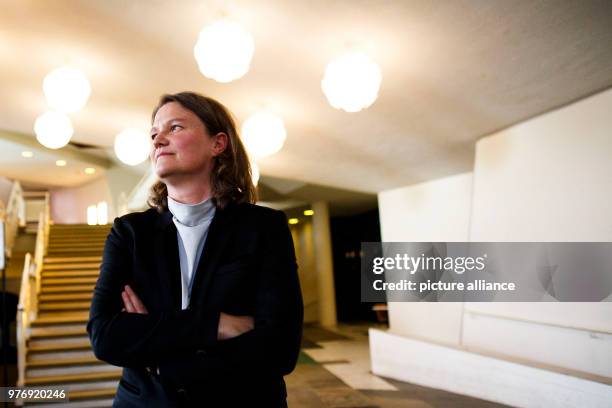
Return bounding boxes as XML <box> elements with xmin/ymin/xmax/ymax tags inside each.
<box><xmin>167</xmin><ymin>196</ymin><xmax>216</xmax><ymax>310</ymax></box>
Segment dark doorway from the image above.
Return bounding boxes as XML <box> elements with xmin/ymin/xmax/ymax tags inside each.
<box><xmin>330</xmin><ymin>208</ymin><xmax>382</xmax><ymax>322</ymax></box>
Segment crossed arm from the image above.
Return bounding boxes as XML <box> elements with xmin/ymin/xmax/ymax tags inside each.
<box><xmin>120</xmin><ymin>284</ymin><xmax>254</xmax><ymax>340</ymax></box>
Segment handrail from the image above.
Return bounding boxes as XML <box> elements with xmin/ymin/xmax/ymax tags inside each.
<box><xmin>16</xmin><ymin>252</ymin><xmax>34</xmax><ymax>387</ymax></box>
<box><xmin>43</xmin><ymin>192</ymin><xmax>50</xmax><ymax>256</ymax></box>
<box><xmin>34</xmin><ymin>212</ymin><xmax>43</xmax><ymax>304</ymax></box>
<box><xmin>3</xmin><ymin>180</ymin><xmax>24</xmax><ymax>258</ymax></box>
<box><xmin>32</xmin><ymin>206</ymin><xmax>50</xmax><ymax>316</ymax></box>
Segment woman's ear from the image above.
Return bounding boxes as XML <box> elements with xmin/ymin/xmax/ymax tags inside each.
<box><xmin>212</xmin><ymin>132</ymin><xmax>229</xmax><ymax>156</ymax></box>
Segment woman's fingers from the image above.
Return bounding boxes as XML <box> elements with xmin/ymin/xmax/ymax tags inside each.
<box><xmin>124</xmin><ymin>285</ymin><xmax>149</xmax><ymax>314</ymax></box>
<box><xmin>217</xmin><ymin>313</ymin><xmax>254</xmax><ymax>340</ymax></box>
<box><xmin>122</xmin><ymin>291</ymin><xmax>136</xmax><ymax>313</ymax></box>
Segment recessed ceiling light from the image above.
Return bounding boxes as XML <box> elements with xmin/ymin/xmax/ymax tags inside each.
<box><xmin>303</xmin><ymin>209</ymin><xmax>314</xmax><ymax>216</ymax></box>
<box><xmin>21</xmin><ymin>151</ymin><xmax>33</xmax><ymax>158</ymax></box>
<box><xmin>56</xmin><ymin>159</ymin><xmax>67</xmax><ymax>167</ymax></box>
<box><xmin>288</xmin><ymin>218</ymin><xmax>299</xmax><ymax>225</ymax></box>
<box><xmin>84</xmin><ymin>167</ymin><xmax>96</xmax><ymax>175</ymax></box>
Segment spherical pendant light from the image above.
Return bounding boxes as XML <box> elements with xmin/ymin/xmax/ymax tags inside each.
<box><xmin>43</xmin><ymin>66</ymin><xmax>91</xmax><ymax>113</ymax></box>
<box><xmin>114</xmin><ymin>128</ymin><xmax>150</xmax><ymax>166</ymax></box>
<box><xmin>34</xmin><ymin>111</ymin><xmax>74</xmax><ymax>149</ymax></box>
<box><xmin>321</xmin><ymin>52</ymin><xmax>382</xmax><ymax>112</ymax></box>
<box><xmin>194</xmin><ymin>19</ymin><xmax>255</xmax><ymax>83</ymax></box>
<box><xmin>241</xmin><ymin>112</ymin><xmax>287</xmax><ymax>158</ymax></box>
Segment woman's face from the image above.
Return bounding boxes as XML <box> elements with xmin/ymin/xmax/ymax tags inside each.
<box><xmin>150</xmin><ymin>102</ymin><xmax>219</xmax><ymax>181</ymax></box>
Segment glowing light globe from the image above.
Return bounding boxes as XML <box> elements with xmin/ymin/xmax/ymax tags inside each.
<box><xmin>194</xmin><ymin>19</ymin><xmax>255</xmax><ymax>83</ymax></box>
<box><xmin>43</xmin><ymin>66</ymin><xmax>91</xmax><ymax>113</ymax></box>
<box><xmin>241</xmin><ymin>112</ymin><xmax>287</xmax><ymax>158</ymax></box>
<box><xmin>114</xmin><ymin>128</ymin><xmax>150</xmax><ymax>166</ymax></box>
<box><xmin>321</xmin><ymin>52</ymin><xmax>382</xmax><ymax>112</ymax></box>
<box><xmin>34</xmin><ymin>111</ymin><xmax>74</xmax><ymax>149</ymax></box>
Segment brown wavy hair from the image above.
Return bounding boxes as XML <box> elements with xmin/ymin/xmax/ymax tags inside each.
<box><xmin>148</xmin><ymin>92</ymin><xmax>257</xmax><ymax>211</ymax></box>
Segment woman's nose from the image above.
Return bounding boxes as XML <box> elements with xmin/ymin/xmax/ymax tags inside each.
<box><xmin>152</xmin><ymin>131</ymin><xmax>169</xmax><ymax>148</ymax></box>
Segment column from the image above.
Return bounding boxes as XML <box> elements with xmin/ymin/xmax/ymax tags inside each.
<box><xmin>311</xmin><ymin>201</ymin><xmax>337</xmax><ymax>327</ymax></box>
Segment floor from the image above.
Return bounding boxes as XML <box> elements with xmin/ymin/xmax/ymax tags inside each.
<box><xmin>286</xmin><ymin>323</ymin><xmax>510</xmax><ymax>408</ymax></box>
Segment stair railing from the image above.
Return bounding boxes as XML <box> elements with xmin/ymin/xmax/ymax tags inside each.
<box><xmin>33</xmin><ymin>194</ymin><xmax>50</xmax><ymax>315</ymax></box>
<box><xmin>16</xmin><ymin>253</ymin><xmax>35</xmax><ymax>388</ymax></box>
<box><xmin>16</xmin><ymin>192</ymin><xmax>50</xmax><ymax>390</ymax></box>
<box><xmin>3</xmin><ymin>180</ymin><xmax>25</xmax><ymax>259</ymax></box>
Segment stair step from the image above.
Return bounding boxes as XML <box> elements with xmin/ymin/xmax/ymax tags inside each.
<box><xmin>41</xmin><ymin>285</ymin><xmax>95</xmax><ymax>294</ymax></box>
<box><xmin>48</xmin><ymin>237</ymin><xmax>108</xmax><ymax>241</ymax></box>
<box><xmin>29</xmin><ymin>350</ymin><xmax>95</xmax><ymax>363</ymax></box>
<box><xmin>47</xmin><ymin>239</ymin><xmax>106</xmax><ymax>249</ymax></box>
<box><xmin>40</xmin><ymin>293</ymin><xmax>93</xmax><ymax>302</ymax></box>
<box><xmin>44</xmin><ymin>263</ymin><xmax>100</xmax><ymax>270</ymax></box>
<box><xmin>31</xmin><ymin>312</ymin><xmax>89</xmax><ymax>326</ymax></box>
<box><xmin>42</xmin><ymin>271</ymin><xmax>99</xmax><ymax>278</ymax></box>
<box><xmin>29</xmin><ymin>335</ymin><xmax>90</xmax><ymax>348</ymax></box>
<box><xmin>51</xmin><ymin>227</ymin><xmax>108</xmax><ymax>230</ymax></box>
<box><xmin>68</xmin><ymin>388</ymin><xmax>116</xmax><ymax>401</ymax></box>
<box><xmin>52</xmin><ymin>223</ymin><xmax>109</xmax><ymax>225</ymax></box>
<box><xmin>25</xmin><ymin>398</ymin><xmax>115</xmax><ymax>407</ymax></box>
<box><xmin>48</xmin><ymin>246</ymin><xmax>105</xmax><ymax>251</ymax></box>
<box><xmin>50</xmin><ymin>232</ymin><xmax>109</xmax><ymax>237</ymax></box>
<box><xmin>47</xmin><ymin>248</ymin><xmax>105</xmax><ymax>253</ymax></box>
<box><xmin>27</xmin><ymin>355</ymin><xmax>102</xmax><ymax>368</ymax></box>
<box><xmin>39</xmin><ymin>302</ymin><xmax>91</xmax><ymax>311</ymax></box>
<box><xmin>29</xmin><ymin>340</ymin><xmax>92</xmax><ymax>353</ymax></box>
<box><xmin>43</xmin><ymin>277</ymin><xmax>98</xmax><ymax>285</ymax></box>
<box><xmin>48</xmin><ymin>239</ymin><xmax>107</xmax><ymax>243</ymax></box>
<box><xmin>25</xmin><ymin>369</ymin><xmax>121</xmax><ymax>386</ymax></box>
<box><xmin>45</xmin><ymin>257</ymin><xmax>103</xmax><ymax>264</ymax></box>
<box><xmin>26</xmin><ymin>380</ymin><xmax>118</xmax><ymax>392</ymax></box>
<box><xmin>46</xmin><ymin>252</ymin><xmax>104</xmax><ymax>256</ymax></box>
<box><xmin>48</xmin><ymin>238</ymin><xmax>108</xmax><ymax>243</ymax></box>
<box><xmin>30</xmin><ymin>326</ymin><xmax>88</xmax><ymax>339</ymax></box>
<box><xmin>27</xmin><ymin>363</ymin><xmax>119</xmax><ymax>378</ymax></box>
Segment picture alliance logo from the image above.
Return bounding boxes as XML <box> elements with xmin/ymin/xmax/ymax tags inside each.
<box><xmin>372</xmin><ymin>253</ymin><xmax>488</xmax><ymax>275</ymax></box>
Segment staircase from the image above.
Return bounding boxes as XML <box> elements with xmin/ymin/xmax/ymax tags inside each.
<box><xmin>23</xmin><ymin>224</ymin><xmax>119</xmax><ymax>408</ymax></box>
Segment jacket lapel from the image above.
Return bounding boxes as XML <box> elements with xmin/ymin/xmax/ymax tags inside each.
<box><xmin>154</xmin><ymin>210</ymin><xmax>183</xmax><ymax>311</ymax></box>
<box><xmin>188</xmin><ymin>201</ymin><xmax>238</xmax><ymax>309</ymax></box>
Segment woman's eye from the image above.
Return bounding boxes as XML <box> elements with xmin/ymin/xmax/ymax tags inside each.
<box><xmin>150</xmin><ymin>134</ymin><xmax>157</xmax><ymax>140</ymax></box>
<box><xmin>171</xmin><ymin>125</ymin><xmax>182</xmax><ymax>131</ymax></box>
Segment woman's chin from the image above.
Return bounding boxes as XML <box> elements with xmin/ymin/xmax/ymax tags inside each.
<box><xmin>154</xmin><ymin>165</ymin><xmax>173</xmax><ymax>180</ymax></box>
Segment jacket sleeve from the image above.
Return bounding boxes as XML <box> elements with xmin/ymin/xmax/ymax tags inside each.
<box><xmin>159</xmin><ymin>209</ymin><xmax>304</xmax><ymax>383</ymax></box>
<box><xmin>87</xmin><ymin>216</ymin><xmax>220</xmax><ymax>368</ymax></box>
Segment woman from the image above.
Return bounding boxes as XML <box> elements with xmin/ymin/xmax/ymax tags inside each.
<box><xmin>87</xmin><ymin>92</ymin><xmax>304</xmax><ymax>407</ymax></box>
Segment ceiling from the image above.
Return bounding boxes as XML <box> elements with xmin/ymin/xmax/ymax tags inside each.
<box><xmin>1</xmin><ymin>1</ymin><xmax>611</xmax><ymax>198</ymax></box>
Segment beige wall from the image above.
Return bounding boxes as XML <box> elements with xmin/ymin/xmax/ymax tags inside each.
<box><xmin>50</xmin><ymin>166</ymin><xmax>143</xmax><ymax>224</ymax></box>
<box><xmin>377</xmin><ymin>88</ymin><xmax>612</xmax><ymax>378</ymax></box>
<box><xmin>378</xmin><ymin>173</ymin><xmax>472</xmax><ymax>346</ymax></box>
<box><xmin>50</xmin><ymin>175</ymin><xmax>115</xmax><ymax>224</ymax></box>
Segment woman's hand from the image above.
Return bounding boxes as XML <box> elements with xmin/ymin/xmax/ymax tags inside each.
<box><xmin>217</xmin><ymin>312</ymin><xmax>254</xmax><ymax>340</ymax></box>
<box><xmin>121</xmin><ymin>285</ymin><xmax>148</xmax><ymax>314</ymax></box>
